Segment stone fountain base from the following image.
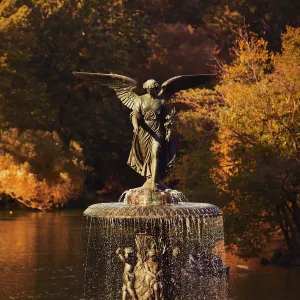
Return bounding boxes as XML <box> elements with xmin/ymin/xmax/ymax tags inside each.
<box><xmin>84</xmin><ymin>202</ymin><xmax>222</xmax><ymax>219</ymax></box>
<box><xmin>83</xmin><ymin>192</ymin><xmax>225</xmax><ymax>299</ymax></box>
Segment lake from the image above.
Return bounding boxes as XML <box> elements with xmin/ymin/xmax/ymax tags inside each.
<box><xmin>0</xmin><ymin>210</ymin><xmax>299</xmax><ymax>300</ymax></box>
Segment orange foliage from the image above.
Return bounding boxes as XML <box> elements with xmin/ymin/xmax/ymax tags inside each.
<box><xmin>171</xmin><ymin>27</ymin><xmax>300</xmax><ymax>257</ymax></box>
<box><xmin>0</xmin><ymin>129</ymin><xmax>86</xmax><ymax>210</ymax></box>
<box><xmin>147</xmin><ymin>23</ymin><xmax>217</xmax><ymax>80</ymax></box>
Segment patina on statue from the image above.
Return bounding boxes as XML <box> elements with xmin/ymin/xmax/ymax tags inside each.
<box><xmin>77</xmin><ymin>71</ymin><xmax>223</xmax><ymax>300</ymax></box>
<box><xmin>73</xmin><ymin>72</ymin><xmax>212</xmax><ymax>194</ymax></box>
<box><xmin>128</xmin><ymin>79</ymin><xmax>175</xmax><ymax>190</ymax></box>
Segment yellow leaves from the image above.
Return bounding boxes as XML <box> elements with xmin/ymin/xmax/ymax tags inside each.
<box><xmin>106</xmin><ymin>0</ymin><xmax>124</xmax><ymax>14</ymax></box>
<box><xmin>200</xmin><ymin>27</ymin><xmax>300</xmax><ymax>214</ymax></box>
<box><xmin>0</xmin><ymin>53</ymin><xmax>9</xmax><ymax>69</ymax></box>
<box><xmin>111</xmin><ymin>0</ymin><xmax>123</xmax><ymax>6</ymax></box>
<box><xmin>272</xmin><ymin>28</ymin><xmax>300</xmax><ymax>109</ymax></box>
<box><xmin>0</xmin><ymin>0</ymin><xmax>16</xmax><ymax>14</ymax></box>
<box><xmin>213</xmin><ymin>27</ymin><xmax>300</xmax><ymax>197</ymax></box>
<box><xmin>0</xmin><ymin>4</ymin><xmax>30</xmax><ymax>30</ymax></box>
<box><xmin>59</xmin><ymin>172</ymin><xmax>70</xmax><ymax>181</ymax></box>
<box><xmin>0</xmin><ymin>154</ymin><xmax>37</xmax><ymax>200</ymax></box>
<box><xmin>211</xmin><ymin>127</ymin><xmax>243</xmax><ymax>176</ymax></box>
<box><xmin>204</xmin><ymin>4</ymin><xmax>242</xmax><ymax>37</ymax></box>
<box><xmin>220</xmin><ymin>30</ymin><xmax>271</xmax><ymax>83</ymax></box>
<box><xmin>0</xmin><ymin>129</ymin><xmax>86</xmax><ymax>210</ymax></box>
<box><xmin>35</xmin><ymin>0</ymin><xmax>64</xmax><ymax>17</ymax></box>
<box><xmin>70</xmin><ymin>140</ymin><xmax>83</xmax><ymax>153</ymax></box>
<box><xmin>281</xmin><ymin>26</ymin><xmax>300</xmax><ymax>55</ymax></box>
<box><xmin>217</xmin><ymin>27</ymin><xmax>300</xmax><ymax>155</ymax></box>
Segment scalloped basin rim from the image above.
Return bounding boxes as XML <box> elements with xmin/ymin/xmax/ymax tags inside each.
<box><xmin>83</xmin><ymin>202</ymin><xmax>222</xmax><ymax>219</ymax></box>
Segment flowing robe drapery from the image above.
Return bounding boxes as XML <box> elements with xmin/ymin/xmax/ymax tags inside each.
<box><xmin>127</xmin><ymin>96</ymin><xmax>175</xmax><ymax>180</ymax></box>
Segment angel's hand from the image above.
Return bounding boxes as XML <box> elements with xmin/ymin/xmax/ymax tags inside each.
<box><xmin>116</xmin><ymin>248</ymin><xmax>122</xmax><ymax>255</ymax></box>
<box><xmin>133</xmin><ymin>123</ymin><xmax>139</xmax><ymax>134</ymax></box>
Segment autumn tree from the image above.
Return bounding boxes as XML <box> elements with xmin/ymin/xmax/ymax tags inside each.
<box><xmin>1</xmin><ymin>0</ymin><xmax>299</xmax><ymax>211</ymax></box>
<box><xmin>144</xmin><ymin>1</ymin><xmax>243</xmax><ymax>79</ymax></box>
<box><xmin>212</xmin><ymin>27</ymin><xmax>300</xmax><ymax>257</ymax></box>
<box><xmin>0</xmin><ymin>129</ymin><xmax>85</xmax><ymax>210</ymax></box>
<box><xmin>166</xmin><ymin>88</ymin><xmax>222</xmax><ymax>203</ymax></box>
<box><xmin>226</xmin><ymin>0</ymin><xmax>300</xmax><ymax>50</ymax></box>
<box><xmin>172</xmin><ymin>27</ymin><xmax>300</xmax><ymax>258</ymax></box>
<box><xmin>0</xmin><ymin>0</ymin><xmax>152</xmax><ymax>207</ymax></box>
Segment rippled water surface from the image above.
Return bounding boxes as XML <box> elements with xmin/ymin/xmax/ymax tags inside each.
<box><xmin>0</xmin><ymin>210</ymin><xmax>299</xmax><ymax>300</ymax></box>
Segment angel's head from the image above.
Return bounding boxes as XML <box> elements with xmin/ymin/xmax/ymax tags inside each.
<box><xmin>124</xmin><ymin>247</ymin><xmax>135</xmax><ymax>258</ymax></box>
<box><xmin>143</xmin><ymin>79</ymin><xmax>160</xmax><ymax>97</ymax></box>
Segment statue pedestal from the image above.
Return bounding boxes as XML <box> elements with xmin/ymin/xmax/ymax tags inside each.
<box><xmin>120</xmin><ymin>184</ymin><xmax>186</xmax><ymax>205</ymax></box>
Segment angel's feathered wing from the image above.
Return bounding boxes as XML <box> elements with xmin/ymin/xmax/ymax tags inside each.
<box><xmin>159</xmin><ymin>74</ymin><xmax>216</xmax><ymax>100</ymax></box>
<box><xmin>73</xmin><ymin>72</ymin><xmax>139</xmax><ymax>110</ymax></box>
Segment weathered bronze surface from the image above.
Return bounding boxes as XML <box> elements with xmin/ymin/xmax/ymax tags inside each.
<box><xmin>78</xmin><ymin>71</ymin><xmax>223</xmax><ymax>300</ymax></box>
<box><xmin>117</xmin><ymin>234</ymin><xmax>166</xmax><ymax>300</ymax></box>
<box><xmin>120</xmin><ymin>183</ymin><xmax>186</xmax><ymax>205</ymax></box>
<box><xmin>116</xmin><ymin>247</ymin><xmax>139</xmax><ymax>300</ymax></box>
<box><xmin>73</xmin><ymin>71</ymin><xmax>213</xmax><ymax>191</ymax></box>
<box><xmin>83</xmin><ymin>202</ymin><xmax>222</xmax><ymax>219</ymax></box>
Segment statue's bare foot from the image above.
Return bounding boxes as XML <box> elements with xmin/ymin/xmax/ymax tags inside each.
<box><xmin>142</xmin><ymin>179</ymin><xmax>151</xmax><ymax>189</ymax></box>
<box><xmin>150</xmin><ymin>181</ymin><xmax>157</xmax><ymax>191</ymax></box>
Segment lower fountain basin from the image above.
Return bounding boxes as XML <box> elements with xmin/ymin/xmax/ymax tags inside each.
<box><xmin>83</xmin><ymin>201</ymin><xmax>225</xmax><ymax>299</ymax></box>
<box><xmin>83</xmin><ymin>202</ymin><xmax>222</xmax><ymax>219</ymax></box>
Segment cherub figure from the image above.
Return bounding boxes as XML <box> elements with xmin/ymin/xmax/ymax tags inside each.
<box><xmin>116</xmin><ymin>247</ymin><xmax>138</xmax><ymax>300</ymax></box>
<box><xmin>73</xmin><ymin>71</ymin><xmax>213</xmax><ymax>190</ymax></box>
<box><xmin>144</xmin><ymin>248</ymin><xmax>163</xmax><ymax>300</ymax></box>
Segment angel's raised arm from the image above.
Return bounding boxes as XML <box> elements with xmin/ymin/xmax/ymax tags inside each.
<box><xmin>73</xmin><ymin>72</ymin><xmax>140</xmax><ymax>110</ymax></box>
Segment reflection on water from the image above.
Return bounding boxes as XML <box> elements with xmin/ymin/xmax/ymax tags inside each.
<box><xmin>0</xmin><ymin>210</ymin><xmax>299</xmax><ymax>300</ymax></box>
<box><xmin>0</xmin><ymin>211</ymin><xmax>84</xmax><ymax>300</ymax></box>
<box><xmin>228</xmin><ymin>266</ymin><xmax>300</xmax><ymax>300</ymax></box>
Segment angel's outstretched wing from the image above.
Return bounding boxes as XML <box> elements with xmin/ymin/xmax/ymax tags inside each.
<box><xmin>73</xmin><ymin>72</ymin><xmax>140</xmax><ymax>110</ymax></box>
<box><xmin>158</xmin><ymin>74</ymin><xmax>215</xmax><ymax>101</ymax></box>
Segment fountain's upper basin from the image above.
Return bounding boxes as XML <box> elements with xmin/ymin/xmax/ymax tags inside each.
<box><xmin>83</xmin><ymin>202</ymin><xmax>222</xmax><ymax>219</ymax></box>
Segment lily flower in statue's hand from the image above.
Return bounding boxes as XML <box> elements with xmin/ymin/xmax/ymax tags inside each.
<box><xmin>165</xmin><ymin>129</ymin><xmax>171</xmax><ymax>142</ymax></box>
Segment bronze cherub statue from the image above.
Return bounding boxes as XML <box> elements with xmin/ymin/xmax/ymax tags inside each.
<box><xmin>116</xmin><ymin>247</ymin><xmax>138</xmax><ymax>300</ymax></box>
<box><xmin>73</xmin><ymin>72</ymin><xmax>213</xmax><ymax>191</ymax></box>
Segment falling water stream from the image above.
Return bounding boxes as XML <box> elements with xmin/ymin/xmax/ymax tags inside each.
<box><xmin>1</xmin><ymin>210</ymin><xmax>300</xmax><ymax>300</ymax></box>
<box><xmin>83</xmin><ymin>205</ymin><xmax>228</xmax><ymax>300</ymax></box>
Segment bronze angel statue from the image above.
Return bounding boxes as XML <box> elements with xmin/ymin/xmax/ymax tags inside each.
<box><xmin>73</xmin><ymin>72</ymin><xmax>213</xmax><ymax>191</ymax></box>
